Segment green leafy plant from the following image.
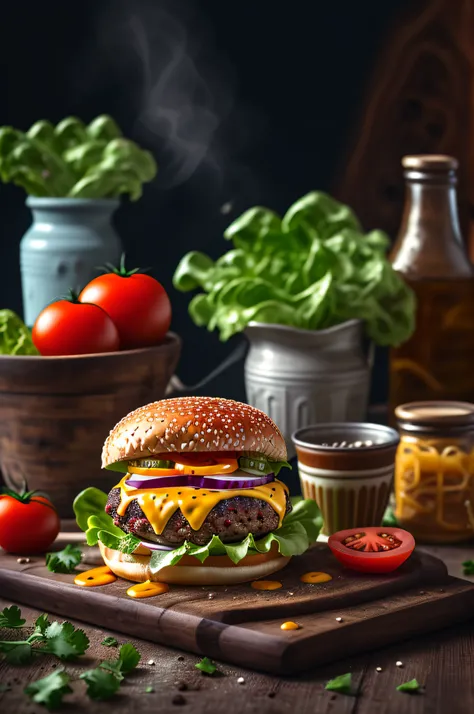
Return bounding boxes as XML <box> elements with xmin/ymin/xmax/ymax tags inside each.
<box><xmin>0</xmin><ymin>310</ymin><xmax>39</xmax><ymax>355</ymax></box>
<box><xmin>45</xmin><ymin>544</ymin><xmax>82</xmax><ymax>574</ymax></box>
<box><xmin>73</xmin><ymin>487</ymin><xmax>322</xmax><ymax>574</ymax></box>
<box><xmin>173</xmin><ymin>191</ymin><xmax>416</xmax><ymax>346</ymax></box>
<box><xmin>0</xmin><ymin>115</ymin><xmax>157</xmax><ymax>200</ymax></box>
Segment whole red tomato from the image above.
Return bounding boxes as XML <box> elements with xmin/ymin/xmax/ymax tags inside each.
<box><xmin>79</xmin><ymin>258</ymin><xmax>172</xmax><ymax>349</ymax></box>
<box><xmin>32</xmin><ymin>296</ymin><xmax>120</xmax><ymax>356</ymax></box>
<box><xmin>0</xmin><ymin>490</ymin><xmax>60</xmax><ymax>554</ymax></box>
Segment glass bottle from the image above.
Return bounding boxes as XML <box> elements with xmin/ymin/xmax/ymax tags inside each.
<box><xmin>389</xmin><ymin>155</ymin><xmax>474</xmax><ymax>418</ymax></box>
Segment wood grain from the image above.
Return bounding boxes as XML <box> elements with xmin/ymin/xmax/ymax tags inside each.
<box><xmin>1</xmin><ymin>544</ymin><xmax>473</xmax><ymax>675</ymax></box>
<box><xmin>0</xmin><ymin>333</ymin><xmax>181</xmax><ymax>517</ymax></box>
<box><xmin>1</xmin><ymin>543</ymin><xmax>474</xmax><ymax>713</ymax></box>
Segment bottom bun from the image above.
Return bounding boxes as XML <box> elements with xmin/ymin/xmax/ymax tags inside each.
<box><xmin>98</xmin><ymin>541</ymin><xmax>291</xmax><ymax>585</ymax></box>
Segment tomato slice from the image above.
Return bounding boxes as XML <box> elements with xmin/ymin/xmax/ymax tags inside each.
<box><xmin>328</xmin><ymin>527</ymin><xmax>415</xmax><ymax>574</ymax></box>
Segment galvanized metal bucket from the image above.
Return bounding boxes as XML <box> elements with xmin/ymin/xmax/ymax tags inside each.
<box><xmin>244</xmin><ymin>320</ymin><xmax>373</xmax><ymax>458</ymax></box>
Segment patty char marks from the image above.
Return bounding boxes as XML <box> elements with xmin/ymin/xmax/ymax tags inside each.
<box><xmin>105</xmin><ymin>487</ymin><xmax>291</xmax><ymax>546</ymax></box>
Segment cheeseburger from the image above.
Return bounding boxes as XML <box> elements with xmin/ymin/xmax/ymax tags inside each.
<box><xmin>74</xmin><ymin>396</ymin><xmax>319</xmax><ymax>585</ymax></box>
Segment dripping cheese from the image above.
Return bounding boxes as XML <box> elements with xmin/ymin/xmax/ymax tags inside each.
<box><xmin>115</xmin><ymin>474</ymin><xmax>289</xmax><ymax>535</ymax></box>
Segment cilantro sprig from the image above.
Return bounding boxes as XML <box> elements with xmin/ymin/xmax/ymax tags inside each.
<box><xmin>0</xmin><ymin>605</ymin><xmax>26</xmax><ymax>628</ymax></box>
<box><xmin>1</xmin><ymin>605</ymin><xmax>141</xmax><ymax>708</ymax></box>
<box><xmin>24</xmin><ymin>670</ymin><xmax>73</xmax><ymax>710</ymax></box>
<box><xmin>0</xmin><ymin>608</ymin><xmax>89</xmax><ymax>665</ymax></box>
<box><xmin>45</xmin><ymin>544</ymin><xmax>82</xmax><ymax>574</ymax></box>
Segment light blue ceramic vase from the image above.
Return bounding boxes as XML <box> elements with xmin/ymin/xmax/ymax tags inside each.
<box><xmin>20</xmin><ymin>197</ymin><xmax>122</xmax><ymax>326</ymax></box>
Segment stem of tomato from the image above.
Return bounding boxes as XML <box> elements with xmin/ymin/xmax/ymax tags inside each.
<box><xmin>98</xmin><ymin>252</ymin><xmax>150</xmax><ymax>278</ymax></box>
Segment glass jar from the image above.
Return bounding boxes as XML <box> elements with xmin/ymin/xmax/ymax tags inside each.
<box><xmin>394</xmin><ymin>401</ymin><xmax>474</xmax><ymax>543</ymax></box>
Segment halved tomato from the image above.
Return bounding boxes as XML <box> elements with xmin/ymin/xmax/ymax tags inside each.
<box><xmin>328</xmin><ymin>527</ymin><xmax>415</xmax><ymax>574</ymax></box>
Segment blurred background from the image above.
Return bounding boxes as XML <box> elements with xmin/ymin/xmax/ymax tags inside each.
<box><xmin>1</xmin><ymin>0</ymin><xmax>471</xmax><ymax>405</ymax></box>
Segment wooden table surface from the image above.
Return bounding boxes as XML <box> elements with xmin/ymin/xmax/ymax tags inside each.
<box><xmin>1</xmin><ymin>541</ymin><xmax>473</xmax><ymax>714</ymax></box>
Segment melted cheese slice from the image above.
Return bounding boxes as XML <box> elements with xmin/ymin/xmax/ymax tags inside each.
<box><xmin>115</xmin><ymin>474</ymin><xmax>289</xmax><ymax>534</ymax></box>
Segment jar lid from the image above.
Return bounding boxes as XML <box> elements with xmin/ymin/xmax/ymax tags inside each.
<box><xmin>395</xmin><ymin>401</ymin><xmax>474</xmax><ymax>430</ymax></box>
<box><xmin>401</xmin><ymin>155</ymin><xmax>458</xmax><ymax>171</ymax></box>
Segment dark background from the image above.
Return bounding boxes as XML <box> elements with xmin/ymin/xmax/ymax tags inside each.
<box><xmin>0</xmin><ymin>0</ymin><xmax>405</xmax><ymax>402</ymax></box>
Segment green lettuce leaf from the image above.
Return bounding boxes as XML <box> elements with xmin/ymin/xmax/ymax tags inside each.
<box><xmin>74</xmin><ymin>488</ymin><xmax>322</xmax><ymax>573</ymax></box>
<box><xmin>173</xmin><ymin>190</ymin><xmax>416</xmax><ymax>347</ymax></box>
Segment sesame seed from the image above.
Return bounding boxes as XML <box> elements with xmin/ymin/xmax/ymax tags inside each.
<box><xmin>396</xmin><ymin>661</ymin><xmax>403</xmax><ymax>668</ymax></box>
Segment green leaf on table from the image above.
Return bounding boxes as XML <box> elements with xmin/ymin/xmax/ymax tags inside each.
<box><xmin>80</xmin><ymin>667</ymin><xmax>121</xmax><ymax>700</ymax></box>
<box><xmin>100</xmin><ymin>643</ymin><xmax>140</xmax><ymax>678</ymax></box>
<box><xmin>101</xmin><ymin>636</ymin><xmax>118</xmax><ymax>647</ymax></box>
<box><xmin>325</xmin><ymin>672</ymin><xmax>352</xmax><ymax>694</ymax></box>
<box><xmin>145</xmin><ymin>686</ymin><xmax>154</xmax><ymax>693</ymax></box>
<box><xmin>0</xmin><ymin>605</ymin><xmax>26</xmax><ymax>628</ymax></box>
<box><xmin>0</xmin><ymin>642</ymin><xmax>33</xmax><ymax>665</ymax></box>
<box><xmin>32</xmin><ymin>614</ymin><xmax>50</xmax><ymax>638</ymax></box>
<box><xmin>195</xmin><ymin>656</ymin><xmax>217</xmax><ymax>675</ymax></box>
<box><xmin>462</xmin><ymin>560</ymin><xmax>474</xmax><ymax>576</ymax></box>
<box><xmin>45</xmin><ymin>544</ymin><xmax>82</xmax><ymax>574</ymax></box>
<box><xmin>39</xmin><ymin>621</ymin><xmax>89</xmax><ymax>660</ymax></box>
<box><xmin>396</xmin><ymin>678</ymin><xmax>422</xmax><ymax>693</ymax></box>
<box><xmin>24</xmin><ymin>669</ymin><xmax>72</xmax><ymax>710</ymax></box>
<box><xmin>116</xmin><ymin>643</ymin><xmax>141</xmax><ymax>673</ymax></box>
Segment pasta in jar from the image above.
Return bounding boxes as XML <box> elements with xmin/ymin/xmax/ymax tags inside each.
<box><xmin>394</xmin><ymin>401</ymin><xmax>474</xmax><ymax>543</ymax></box>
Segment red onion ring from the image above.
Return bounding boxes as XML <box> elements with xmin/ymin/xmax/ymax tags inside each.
<box><xmin>139</xmin><ymin>540</ymin><xmax>174</xmax><ymax>552</ymax></box>
<box><xmin>125</xmin><ymin>472</ymin><xmax>275</xmax><ymax>491</ymax></box>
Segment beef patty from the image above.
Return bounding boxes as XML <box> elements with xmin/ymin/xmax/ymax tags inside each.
<box><xmin>105</xmin><ymin>487</ymin><xmax>291</xmax><ymax>546</ymax></box>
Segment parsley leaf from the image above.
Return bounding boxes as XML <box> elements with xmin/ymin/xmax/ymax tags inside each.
<box><xmin>0</xmin><ymin>605</ymin><xmax>26</xmax><ymax>628</ymax></box>
<box><xmin>39</xmin><ymin>621</ymin><xmax>89</xmax><ymax>660</ymax></box>
<box><xmin>397</xmin><ymin>678</ymin><xmax>422</xmax><ymax>693</ymax></box>
<box><xmin>30</xmin><ymin>614</ymin><xmax>50</xmax><ymax>641</ymax></box>
<box><xmin>462</xmin><ymin>560</ymin><xmax>474</xmax><ymax>576</ymax></box>
<box><xmin>0</xmin><ymin>642</ymin><xmax>33</xmax><ymax>665</ymax></box>
<box><xmin>80</xmin><ymin>668</ymin><xmax>121</xmax><ymax>700</ymax></box>
<box><xmin>101</xmin><ymin>636</ymin><xmax>118</xmax><ymax>647</ymax></box>
<box><xmin>24</xmin><ymin>669</ymin><xmax>72</xmax><ymax>710</ymax></box>
<box><xmin>195</xmin><ymin>656</ymin><xmax>217</xmax><ymax>675</ymax></box>
<box><xmin>145</xmin><ymin>686</ymin><xmax>154</xmax><ymax>693</ymax></box>
<box><xmin>45</xmin><ymin>544</ymin><xmax>82</xmax><ymax>574</ymax></box>
<box><xmin>116</xmin><ymin>643</ymin><xmax>141</xmax><ymax>673</ymax></box>
<box><xmin>100</xmin><ymin>643</ymin><xmax>140</xmax><ymax>679</ymax></box>
<box><xmin>325</xmin><ymin>673</ymin><xmax>352</xmax><ymax>694</ymax></box>
<box><xmin>99</xmin><ymin>660</ymin><xmax>124</xmax><ymax>681</ymax></box>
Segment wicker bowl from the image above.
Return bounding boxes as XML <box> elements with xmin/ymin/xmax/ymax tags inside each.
<box><xmin>0</xmin><ymin>333</ymin><xmax>181</xmax><ymax>517</ymax></box>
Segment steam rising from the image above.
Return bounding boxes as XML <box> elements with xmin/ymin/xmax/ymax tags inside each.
<box><xmin>130</xmin><ymin>6</ymin><xmax>232</xmax><ymax>188</ymax></box>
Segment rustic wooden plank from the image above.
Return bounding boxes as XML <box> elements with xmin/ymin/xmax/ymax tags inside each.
<box><xmin>1</xmin><ymin>543</ymin><xmax>472</xmax><ymax>675</ymax></box>
<box><xmin>1</xmin><ymin>594</ymin><xmax>474</xmax><ymax>714</ymax></box>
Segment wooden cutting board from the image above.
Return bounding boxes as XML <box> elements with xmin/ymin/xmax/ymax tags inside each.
<box><xmin>1</xmin><ymin>543</ymin><xmax>473</xmax><ymax>675</ymax></box>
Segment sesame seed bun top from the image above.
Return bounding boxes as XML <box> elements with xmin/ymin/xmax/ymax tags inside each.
<box><xmin>101</xmin><ymin>396</ymin><xmax>287</xmax><ymax>468</ymax></box>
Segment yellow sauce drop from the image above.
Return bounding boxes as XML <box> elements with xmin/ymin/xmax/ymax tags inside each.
<box><xmin>251</xmin><ymin>580</ymin><xmax>283</xmax><ymax>591</ymax></box>
<box><xmin>126</xmin><ymin>580</ymin><xmax>169</xmax><ymax>598</ymax></box>
<box><xmin>74</xmin><ymin>566</ymin><xmax>117</xmax><ymax>587</ymax></box>
<box><xmin>300</xmin><ymin>571</ymin><xmax>333</xmax><ymax>584</ymax></box>
<box><xmin>281</xmin><ymin>621</ymin><xmax>300</xmax><ymax>630</ymax></box>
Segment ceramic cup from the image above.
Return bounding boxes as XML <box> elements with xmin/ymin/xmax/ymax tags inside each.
<box><xmin>292</xmin><ymin>423</ymin><xmax>400</xmax><ymax>536</ymax></box>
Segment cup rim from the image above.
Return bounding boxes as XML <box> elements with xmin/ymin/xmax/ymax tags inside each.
<box><xmin>291</xmin><ymin>422</ymin><xmax>400</xmax><ymax>452</ymax></box>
